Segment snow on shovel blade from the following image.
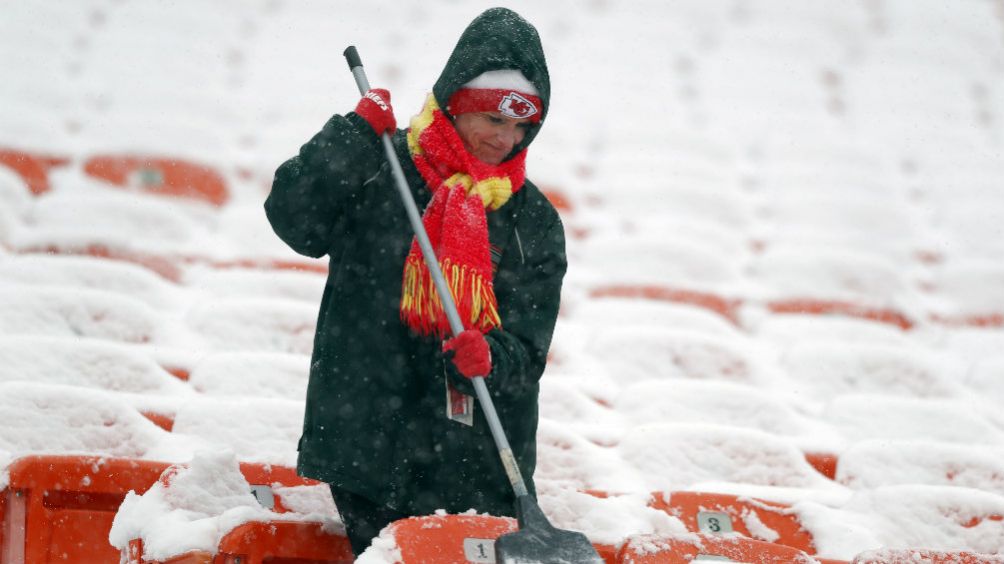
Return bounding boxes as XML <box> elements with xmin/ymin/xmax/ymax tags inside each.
<box><xmin>495</xmin><ymin>495</ymin><xmax>603</xmax><ymax>564</ymax></box>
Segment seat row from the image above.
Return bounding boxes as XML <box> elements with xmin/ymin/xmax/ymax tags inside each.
<box><xmin>0</xmin><ymin>453</ymin><xmax>833</xmax><ymax>564</ymax></box>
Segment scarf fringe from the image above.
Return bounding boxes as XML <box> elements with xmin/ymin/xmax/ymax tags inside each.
<box><xmin>401</xmin><ymin>254</ymin><xmax>501</xmax><ymax>338</ymax></box>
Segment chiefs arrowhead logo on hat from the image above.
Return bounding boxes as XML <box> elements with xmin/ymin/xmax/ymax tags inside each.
<box><xmin>447</xmin><ymin>87</ymin><xmax>543</xmax><ymax>123</ymax></box>
<box><xmin>498</xmin><ymin>91</ymin><xmax>538</xmax><ymax>120</ymax></box>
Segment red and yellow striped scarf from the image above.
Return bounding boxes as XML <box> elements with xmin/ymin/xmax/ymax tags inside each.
<box><xmin>401</xmin><ymin>94</ymin><xmax>527</xmax><ymax>337</ymax></box>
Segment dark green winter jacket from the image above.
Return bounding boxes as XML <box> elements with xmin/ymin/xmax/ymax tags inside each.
<box><xmin>264</xmin><ymin>8</ymin><xmax>565</xmax><ymax>517</ymax></box>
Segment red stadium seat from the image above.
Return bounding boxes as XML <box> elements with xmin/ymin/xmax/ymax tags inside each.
<box><xmin>930</xmin><ymin>312</ymin><xmax>1004</xmax><ymax>328</ymax></box>
<box><xmin>15</xmin><ymin>247</ymin><xmax>329</xmax><ymax>285</ymax></box>
<box><xmin>237</xmin><ymin>462</ymin><xmax>321</xmax><ymax>513</ymax></box>
<box><xmin>125</xmin><ymin>522</ymin><xmax>354</xmax><ymax>564</ymax></box>
<box><xmin>204</xmin><ymin>258</ymin><xmax>328</xmax><ymax>276</ymax></box>
<box><xmin>0</xmin><ymin>147</ymin><xmax>70</xmax><ymax>195</ymax></box>
<box><xmin>125</xmin><ymin>540</ymin><xmax>212</xmax><ymax>564</ymax></box>
<box><xmin>615</xmin><ymin>532</ymin><xmax>820</xmax><ymax>563</ymax></box>
<box><xmin>1</xmin><ymin>455</ymin><xmax>323</xmax><ymax>563</ymax></box>
<box><xmin>589</xmin><ymin>285</ymin><xmax>741</xmax><ymax>324</ymax></box>
<box><xmin>387</xmin><ymin>513</ymin><xmax>615</xmax><ymax>563</ymax></box>
<box><xmin>852</xmin><ymin>549</ymin><xmax>1004</xmax><ymax>563</ymax></box>
<box><xmin>804</xmin><ymin>451</ymin><xmax>839</xmax><ymax>480</ymax></box>
<box><xmin>390</xmin><ymin>514</ymin><xmax>518</xmax><ymax>563</ymax></box>
<box><xmin>1</xmin><ymin>455</ymin><xmax>169</xmax><ymax>563</ymax></box>
<box><xmin>767</xmin><ymin>299</ymin><xmax>913</xmax><ymax>331</ymax></box>
<box><xmin>21</xmin><ymin>245</ymin><xmax>186</xmax><ymax>283</ymax></box>
<box><xmin>648</xmin><ymin>491</ymin><xmax>817</xmax><ymax>554</ymax></box>
<box><xmin>215</xmin><ymin>521</ymin><xmax>353</xmax><ymax>564</ymax></box>
<box><xmin>83</xmin><ymin>155</ymin><xmax>229</xmax><ymax>207</ymax></box>
<box><xmin>541</xmin><ymin>187</ymin><xmax>574</xmax><ymax>212</ymax></box>
<box><xmin>141</xmin><ymin>411</ymin><xmax>176</xmax><ymax>432</ymax></box>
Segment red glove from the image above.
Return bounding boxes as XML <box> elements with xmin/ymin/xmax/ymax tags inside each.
<box><xmin>354</xmin><ymin>88</ymin><xmax>396</xmax><ymax>136</ymax></box>
<box><xmin>443</xmin><ymin>329</ymin><xmax>492</xmax><ymax>379</ymax></box>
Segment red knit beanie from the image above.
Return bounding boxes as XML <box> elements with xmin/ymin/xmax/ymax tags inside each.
<box><xmin>445</xmin><ymin>69</ymin><xmax>543</xmax><ymax>123</ymax></box>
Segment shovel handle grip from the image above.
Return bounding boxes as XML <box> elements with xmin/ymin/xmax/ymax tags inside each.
<box><xmin>343</xmin><ymin>46</ymin><xmax>363</xmax><ymax>70</ymax></box>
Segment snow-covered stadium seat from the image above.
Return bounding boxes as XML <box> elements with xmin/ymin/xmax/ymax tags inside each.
<box><xmin>647</xmin><ymin>490</ymin><xmax>818</xmax><ymax>554</ymax></box>
<box><xmin>82</xmin><ymin>154</ymin><xmax>229</xmax><ymax>207</ymax></box>
<box><xmin>0</xmin><ymin>286</ymin><xmax>164</xmax><ymax>344</ymax></box>
<box><xmin>837</xmin><ymin>439</ymin><xmax>1004</xmax><ymax>496</ymax></box>
<box><xmin>0</xmin><ymin>253</ymin><xmax>181</xmax><ymax>310</ymax></box>
<box><xmin>779</xmin><ymin>341</ymin><xmax>967</xmax><ymax>403</ymax></box>
<box><xmin>823</xmin><ymin>395</ymin><xmax>1004</xmax><ymax>446</ymax></box>
<box><xmin>186</xmin><ymin>351</ymin><xmax>310</xmax><ymax>401</ymax></box>
<box><xmin>617</xmin><ymin>423</ymin><xmax>841</xmax><ymax>492</ymax></box>
<box><xmin>589</xmin><ymin>326</ymin><xmax>766</xmax><ymax>387</ymax></box>
<box><xmin>0</xmin><ymin>336</ymin><xmax>192</xmax><ymax>396</ymax></box>
<box><xmin>184</xmin><ymin>296</ymin><xmax>317</xmax><ymax>355</ymax></box>
<box><xmin>615</xmin><ymin>380</ymin><xmax>841</xmax><ymax>454</ymax></box>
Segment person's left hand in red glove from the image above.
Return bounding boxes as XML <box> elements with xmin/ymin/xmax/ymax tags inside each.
<box><xmin>443</xmin><ymin>329</ymin><xmax>492</xmax><ymax>379</ymax></box>
<box><xmin>354</xmin><ymin>88</ymin><xmax>396</xmax><ymax>136</ymax></box>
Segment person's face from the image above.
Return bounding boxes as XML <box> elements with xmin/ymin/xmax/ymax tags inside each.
<box><xmin>454</xmin><ymin>112</ymin><xmax>532</xmax><ymax>165</ymax></box>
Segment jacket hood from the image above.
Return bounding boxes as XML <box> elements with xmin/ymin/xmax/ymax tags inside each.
<box><xmin>433</xmin><ymin>8</ymin><xmax>550</xmax><ymax>158</ymax></box>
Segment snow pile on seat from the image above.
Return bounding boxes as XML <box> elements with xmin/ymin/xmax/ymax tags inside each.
<box><xmin>590</xmin><ymin>326</ymin><xmax>770</xmax><ymax>386</ymax></box>
<box><xmin>109</xmin><ymin>449</ymin><xmax>341</xmax><ymax>560</ymax></box>
<box><xmin>0</xmin><ymin>382</ymin><xmax>189</xmax><ymax>464</ymax></box>
<box><xmin>536</xmin><ymin>486</ymin><xmax>687</xmax><ymax>547</ymax></box>
<box><xmin>618</xmin><ymin>423</ymin><xmax>840</xmax><ymax>492</ymax></box>
<box><xmin>823</xmin><ymin>395</ymin><xmax>1004</xmax><ymax>446</ymax></box>
<box><xmin>798</xmin><ymin>485</ymin><xmax>1004</xmax><ymax>553</ymax></box>
<box><xmin>170</xmin><ymin>397</ymin><xmax>304</xmax><ymax>467</ymax></box>
<box><xmin>837</xmin><ymin>440</ymin><xmax>1004</xmax><ymax>495</ymax></box>
<box><xmin>0</xmin><ymin>285</ymin><xmax>163</xmax><ymax>343</ymax></box>
<box><xmin>615</xmin><ymin>380</ymin><xmax>842</xmax><ymax>453</ymax></box>
<box><xmin>187</xmin><ymin>352</ymin><xmax>309</xmax><ymax>400</ymax></box>
<box><xmin>11</xmin><ymin>188</ymin><xmax>216</xmax><ymax>257</ymax></box>
<box><xmin>0</xmin><ymin>336</ymin><xmax>193</xmax><ymax>396</ymax></box>
<box><xmin>0</xmin><ymin>253</ymin><xmax>182</xmax><ymax>310</ymax></box>
<box><xmin>184</xmin><ymin>296</ymin><xmax>317</xmax><ymax>354</ymax></box>
<box><xmin>780</xmin><ymin>341</ymin><xmax>965</xmax><ymax>402</ymax></box>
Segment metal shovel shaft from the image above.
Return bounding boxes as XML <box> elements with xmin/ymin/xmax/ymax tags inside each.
<box><xmin>344</xmin><ymin>46</ymin><xmax>528</xmax><ymax>499</ymax></box>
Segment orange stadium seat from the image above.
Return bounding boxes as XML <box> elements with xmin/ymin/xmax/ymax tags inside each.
<box><xmin>852</xmin><ymin>549</ymin><xmax>1004</xmax><ymax>563</ymax></box>
<box><xmin>0</xmin><ymin>147</ymin><xmax>70</xmax><ymax>195</ymax></box>
<box><xmin>83</xmin><ymin>155</ymin><xmax>229</xmax><ymax>207</ymax></box>
<box><xmin>930</xmin><ymin>312</ymin><xmax>1004</xmax><ymax>329</ymax></box>
<box><xmin>215</xmin><ymin>521</ymin><xmax>353</xmax><ymax>564</ymax></box>
<box><xmin>21</xmin><ymin>245</ymin><xmax>187</xmax><ymax>283</ymax></box>
<box><xmin>615</xmin><ymin>532</ymin><xmax>825</xmax><ymax>563</ymax></box>
<box><xmin>648</xmin><ymin>491</ymin><xmax>817</xmax><ymax>554</ymax></box>
<box><xmin>767</xmin><ymin>299</ymin><xmax>914</xmax><ymax>331</ymax></box>
<box><xmin>386</xmin><ymin>513</ymin><xmax>616</xmax><ymax>563</ymax></box>
<box><xmin>589</xmin><ymin>285</ymin><xmax>742</xmax><ymax>325</ymax></box>
<box><xmin>804</xmin><ymin>451</ymin><xmax>839</xmax><ymax>480</ymax></box>
<box><xmin>203</xmin><ymin>257</ymin><xmax>328</xmax><ymax>276</ymax></box>
<box><xmin>15</xmin><ymin>247</ymin><xmax>329</xmax><ymax>285</ymax></box>
<box><xmin>236</xmin><ymin>462</ymin><xmax>322</xmax><ymax>513</ymax></box>
<box><xmin>124</xmin><ymin>540</ymin><xmax>212</xmax><ymax>564</ymax></box>
<box><xmin>1</xmin><ymin>455</ymin><xmax>169</xmax><ymax>563</ymax></box>
<box><xmin>126</xmin><ymin>523</ymin><xmax>353</xmax><ymax>564</ymax></box>
<box><xmin>390</xmin><ymin>514</ymin><xmax>518</xmax><ymax>563</ymax></box>
<box><xmin>1</xmin><ymin>455</ymin><xmax>325</xmax><ymax>563</ymax></box>
<box><xmin>141</xmin><ymin>411</ymin><xmax>176</xmax><ymax>432</ymax></box>
<box><xmin>541</xmin><ymin>187</ymin><xmax>574</xmax><ymax>213</ymax></box>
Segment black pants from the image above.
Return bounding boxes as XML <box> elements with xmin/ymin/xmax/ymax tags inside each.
<box><xmin>329</xmin><ymin>485</ymin><xmax>411</xmax><ymax>557</ymax></box>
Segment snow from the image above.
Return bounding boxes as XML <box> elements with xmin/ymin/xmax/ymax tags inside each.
<box><xmin>1</xmin><ymin>0</ymin><xmax>1003</xmax><ymax>562</ymax></box>
<box><xmin>108</xmin><ymin>449</ymin><xmax>339</xmax><ymax>560</ymax></box>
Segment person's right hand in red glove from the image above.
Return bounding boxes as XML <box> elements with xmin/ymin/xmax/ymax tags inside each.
<box><xmin>443</xmin><ymin>329</ymin><xmax>492</xmax><ymax>379</ymax></box>
<box><xmin>354</xmin><ymin>88</ymin><xmax>396</xmax><ymax>136</ymax></box>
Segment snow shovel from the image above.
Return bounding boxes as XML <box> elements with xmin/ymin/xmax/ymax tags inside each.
<box><xmin>344</xmin><ymin>46</ymin><xmax>602</xmax><ymax>564</ymax></box>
